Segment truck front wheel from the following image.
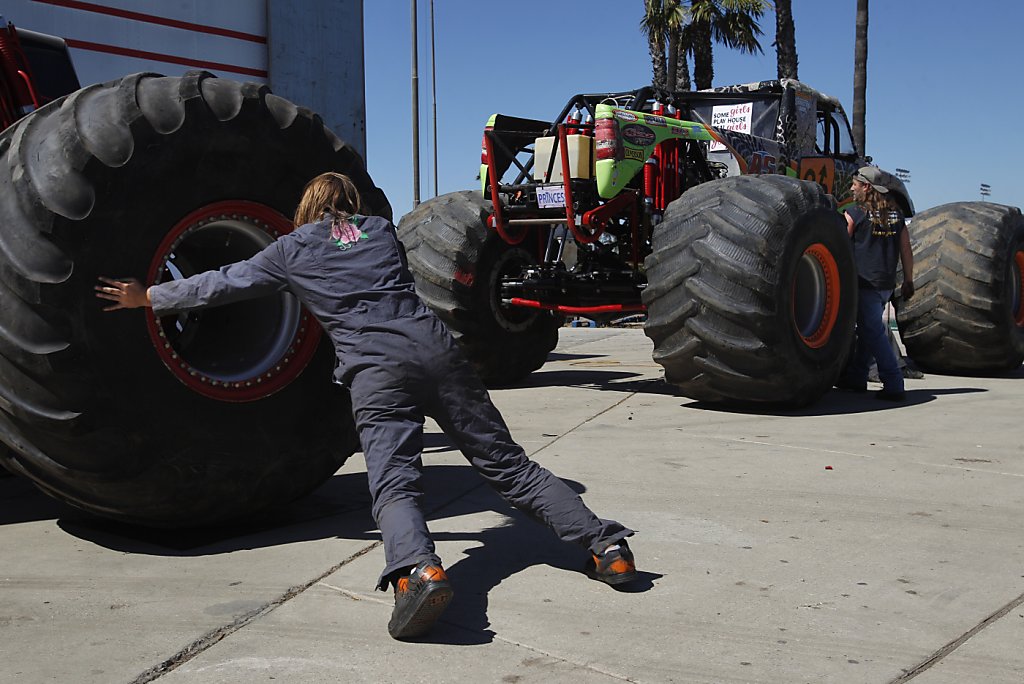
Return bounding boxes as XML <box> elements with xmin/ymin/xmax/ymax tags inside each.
<box><xmin>643</xmin><ymin>175</ymin><xmax>856</xmax><ymax>406</ymax></box>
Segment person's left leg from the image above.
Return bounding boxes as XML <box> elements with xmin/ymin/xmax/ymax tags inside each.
<box><xmin>349</xmin><ymin>365</ymin><xmax>454</xmax><ymax>639</ymax></box>
<box><xmin>349</xmin><ymin>367</ymin><xmax>439</xmax><ymax>590</ymax></box>
<box><xmin>419</xmin><ymin>325</ymin><xmax>634</xmax><ymax>568</ymax></box>
<box><xmin>858</xmin><ymin>289</ymin><xmax>905</xmax><ymax>396</ymax></box>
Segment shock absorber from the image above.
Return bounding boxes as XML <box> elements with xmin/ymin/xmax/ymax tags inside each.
<box><xmin>663</xmin><ymin>104</ymin><xmax>679</xmax><ymax>202</ymax></box>
<box><xmin>644</xmin><ymin>157</ymin><xmax>661</xmax><ymax>225</ymax></box>
<box><xmin>665</xmin><ymin>104</ymin><xmax>678</xmax><ymax>206</ymax></box>
<box><xmin>651</xmin><ymin>101</ymin><xmax>664</xmax><ymax>211</ymax></box>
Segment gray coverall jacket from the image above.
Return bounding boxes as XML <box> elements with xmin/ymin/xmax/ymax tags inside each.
<box><xmin>150</xmin><ymin>214</ymin><xmax>631</xmax><ymax>588</ymax></box>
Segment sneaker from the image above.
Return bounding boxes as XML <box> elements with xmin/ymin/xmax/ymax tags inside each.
<box><xmin>875</xmin><ymin>388</ymin><xmax>906</xmax><ymax>402</ymax></box>
<box><xmin>585</xmin><ymin>541</ymin><xmax>638</xmax><ymax>586</ymax></box>
<box><xmin>387</xmin><ymin>562</ymin><xmax>454</xmax><ymax>640</ymax></box>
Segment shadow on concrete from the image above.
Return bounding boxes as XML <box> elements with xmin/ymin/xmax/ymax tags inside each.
<box><xmin>512</xmin><ymin>366</ymin><xmax>991</xmax><ymax>416</ymax></box>
<box><xmin>516</xmin><ymin>368</ymin><xmax>681</xmax><ymax>396</ymax></box>
<box><xmin>51</xmin><ymin>466</ymin><xmax>468</xmax><ymax>554</ymax></box>
<box><xmin>684</xmin><ymin>386</ymin><xmax>988</xmax><ymax>417</ymax></box>
<box><xmin>0</xmin><ymin>474</ymin><xmax>80</xmax><ymax>527</ymax></box>
<box><xmin>916</xmin><ymin>364</ymin><xmax>1024</xmax><ymax>380</ymax></box>
<box><xmin>20</xmin><ymin>461</ymin><xmax>655</xmax><ymax>646</ymax></box>
<box><xmin>545</xmin><ymin>352</ymin><xmax>607</xmax><ymax>362</ymax></box>
<box><xmin>428</xmin><ymin>509</ymin><xmax>660</xmax><ymax>646</ymax></box>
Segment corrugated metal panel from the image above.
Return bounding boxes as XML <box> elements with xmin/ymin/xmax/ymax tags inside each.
<box><xmin>1</xmin><ymin>0</ymin><xmax>268</xmax><ymax>82</ymax></box>
<box><xmin>267</xmin><ymin>0</ymin><xmax>365</xmax><ymax>158</ymax></box>
<box><xmin>0</xmin><ymin>0</ymin><xmax>366</xmax><ymax>157</ymax></box>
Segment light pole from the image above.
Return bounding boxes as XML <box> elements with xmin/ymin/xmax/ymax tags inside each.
<box><xmin>980</xmin><ymin>183</ymin><xmax>991</xmax><ymax>200</ymax></box>
<box><xmin>430</xmin><ymin>0</ymin><xmax>438</xmax><ymax>198</ymax></box>
<box><xmin>411</xmin><ymin>0</ymin><xmax>420</xmax><ymax>208</ymax></box>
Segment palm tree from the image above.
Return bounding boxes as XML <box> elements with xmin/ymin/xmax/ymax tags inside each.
<box><xmin>686</xmin><ymin>0</ymin><xmax>767</xmax><ymax>90</ymax></box>
<box><xmin>774</xmin><ymin>0</ymin><xmax>798</xmax><ymax>80</ymax></box>
<box><xmin>641</xmin><ymin>0</ymin><xmax>690</xmax><ymax>92</ymax></box>
<box><xmin>853</xmin><ymin>0</ymin><xmax>868</xmax><ymax>155</ymax></box>
<box><xmin>641</xmin><ymin>0</ymin><xmax>670</xmax><ymax>91</ymax></box>
<box><xmin>665</xmin><ymin>1</ymin><xmax>692</xmax><ymax>92</ymax></box>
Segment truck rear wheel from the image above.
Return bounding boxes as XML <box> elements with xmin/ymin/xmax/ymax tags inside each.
<box><xmin>895</xmin><ymin>202</ymin><xmax>1024</xmax><ymax>373</ymax></box>
<box><xmin>397</xmin><ymin>191</ymin><xmax>560</xmax><ymax>386</ymax></box>
<box><xmin>0</xmin><ymin>72</ymin><xmax>390</xmax><ymax>527</ymax></box>
<box><xmin>643</xmin><ymin>175</ymin><xmax>856</xmax><ymax>406</ymax></box>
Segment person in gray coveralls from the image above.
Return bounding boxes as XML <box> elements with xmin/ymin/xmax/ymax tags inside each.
<box><xmin>96</xmin><ymin>172</ymin><xmax>636</xmax><ymax>640</ymax></box>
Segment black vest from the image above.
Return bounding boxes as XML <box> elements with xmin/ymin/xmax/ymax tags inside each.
<box><xmin>848</xmin><ymin>205</ymin><xmax>904</xmax><ymax>290</ymax></box>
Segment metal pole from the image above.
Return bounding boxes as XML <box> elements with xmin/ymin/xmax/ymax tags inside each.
<box><xmin>430</xmin><ymin>0</ymin><xmax>438</xmax><ymax>198</ymax></box>
<box><xmin>411</xmin><ymin>0</ymin><xmax>421</xmax><ymax>207</ymax></box>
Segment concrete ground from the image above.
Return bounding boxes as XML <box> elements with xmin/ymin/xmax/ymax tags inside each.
<box><xmin>2</xmin><ymin>327</ymin><xmax>1023</xmax><ymax>684</ymax></box>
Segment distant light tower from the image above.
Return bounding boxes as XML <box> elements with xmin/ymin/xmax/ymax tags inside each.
<box><xmin>980</xmin><ymin>183</ymin><xmax>991</xmax><ymax>200</ymax></box>
<box><xmin>895</xmin><ymin>167</ymin><xmax>911</xmax><ymax>184</ymax></box>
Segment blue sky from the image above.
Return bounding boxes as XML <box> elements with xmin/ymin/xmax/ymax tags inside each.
<box><xmin>365</xmin><ymin>1</ymin><xmax>1024</xmax><ymax>223</ymax></box>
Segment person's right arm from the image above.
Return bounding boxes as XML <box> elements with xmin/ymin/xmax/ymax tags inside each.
<box><xmin>97</xmin><ymin>239</ymin><xmax>290</xmax><ymax>313</ymax></box>
<box><xmin>899</xmin><ymin>223</ymin><xmax>914</xmax><ymax>299</ymax></box>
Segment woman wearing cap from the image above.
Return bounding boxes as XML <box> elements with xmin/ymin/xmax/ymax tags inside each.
<box><xmin>840</xmin><ymin>166</ymin><xmax>915</xmax><ymax>401</ymax></box>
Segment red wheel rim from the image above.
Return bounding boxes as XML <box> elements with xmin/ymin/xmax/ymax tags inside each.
<box><xmin>145</xmin><ymin>200</ymin><xmax>322</xmax><ymax>402</ymax></box>
<box><xmin>793</xmin><ymin>242</ymin><xmax>842</xmax><ymax>349</ymax></box>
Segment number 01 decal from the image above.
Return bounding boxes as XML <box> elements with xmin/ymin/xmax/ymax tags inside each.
<box><xmin>800</xmin><ymin>158</ymin><xmax>836</xmax><ymax>195</ymax></box>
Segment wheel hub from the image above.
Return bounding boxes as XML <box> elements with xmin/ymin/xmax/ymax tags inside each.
<box><xmin>793</xmin><ymin>243</ymin><xmax>841</xmax><ymax>349</ymax></box>
<box><xmin>145</xmin><ymin>200</ymin><xmax>321</xmax><ymax>401</ymax></box>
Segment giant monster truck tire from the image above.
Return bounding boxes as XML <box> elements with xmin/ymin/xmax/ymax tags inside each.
<box><xmin>895</xmin><ymin>202</ymin><xmax>1024</xmax><ymax>374</ymax></box>
<box><xmin>0</xmin><ymin>72</ymin><xmax>391</xmax><ymax>527</ymax></box>
<box><xmin>397</xmin><ymin>191</ymin><xmax>561</xmax><ymax>386</ymax></box>
<box><xmin>643</xmin><ymin>175</ymin><xmax>856</xmax><ymax>406</ymax></box>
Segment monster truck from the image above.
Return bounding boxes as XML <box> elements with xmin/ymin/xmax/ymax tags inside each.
<box><xmin>399</xmin><ymin>79</ymin><xmax>1024</xmax><ymax>401</ymax></box>
<box><xmin>400</xmin><ymin>80</ymin><xmax>865</xmax><ymax>404</ymax></box>
<box><xmin>0</xmin><ymin>22</ymin><xmax>387</xmax><ymax>525</ymax></box>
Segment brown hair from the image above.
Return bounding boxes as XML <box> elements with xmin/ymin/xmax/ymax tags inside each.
<box><xmin>859</xmin><ymin>185</ymin><xmax>903</xmax><ymax>228</ymax></box>
<box><xmin>293</xmin><ymin>172</ymin><xmax>364</xmax><ymax>227</ymax></box>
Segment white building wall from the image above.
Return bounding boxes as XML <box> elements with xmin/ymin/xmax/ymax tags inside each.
<box><xmin>0</xmin><ymin>0</ymin><xmax>365</xmax><ymax>157</ymax></box>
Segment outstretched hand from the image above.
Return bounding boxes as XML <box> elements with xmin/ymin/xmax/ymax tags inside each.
<box><xmin>95</xmin><ymin>277</ymin><xmax>150</xmax><ymax>311</ymax></box>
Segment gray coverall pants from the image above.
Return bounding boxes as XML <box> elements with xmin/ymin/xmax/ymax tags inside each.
<box><xmin>354</xmin><ymin>309</ymin><xmax>632</xmax><ymax>590</ymax></box>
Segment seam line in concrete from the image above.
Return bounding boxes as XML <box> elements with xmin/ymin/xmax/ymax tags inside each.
<box><xmin>126</xmin><ymin>541</ymin><xmax>382</xmax><ymax>684</ymax></box>
<box><xmin>888</xmin><ymin>589</ymin><xmax>1024</xmax><ymax>683</ymax></box>
<box><xmin>531</xmin><ymin>393</ymin><xmax>636</xmax><ymax>454</ymax></box>
<box><xmin>486</xmin><ymin>632</ymin><xmax>640</xmax><ymax>682</ymax></box>
<box><xmin>911</xmin><ymin>461</ymin><xmax>1024</xmax><ymax>478</ymax></box>
<box><xmin>674</xmin><ymin>431</ymin><xmax>875</xmax><ymax>460</ymax></box>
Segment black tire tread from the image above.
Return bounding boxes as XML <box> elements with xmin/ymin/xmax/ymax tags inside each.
<box><xmin>398</xmin><ymin>191</ymin><xmax>559</xmax><ymax>386</ymax></box>
<box><xmin>896</xmin><ymin>202</ymin><xmax>1024</xmax><ymax>373</ymax></box>
<box><xmin>643</xmin><ymin>175</ymin><xmax>854</xmax><ymax>405</ymax></box>
<box><xmin>0</xmin><ymin>71</ymin><xmax>385</xmax><ymax>525</ymax></box>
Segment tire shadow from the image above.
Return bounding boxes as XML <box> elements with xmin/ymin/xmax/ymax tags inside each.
<box><xmin>512</xmin><ymin>365</ymin><xmax>996</xmax><ymax>417</ymax></box>
<box><xmin>687</xmin><ymin>386</ymin><xmax>988</xmax><ymax>417</ymax></box>
<box><xmin>513</xmin><ymin>368</ymin><xmax>683</xmax><ymax>396</ymax></box>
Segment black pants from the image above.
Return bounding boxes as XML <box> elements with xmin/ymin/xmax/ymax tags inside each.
<box><xmin>343</xmin><ymin>312</ymin><xmax>632</xmax><ymax>590</ymax></box>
